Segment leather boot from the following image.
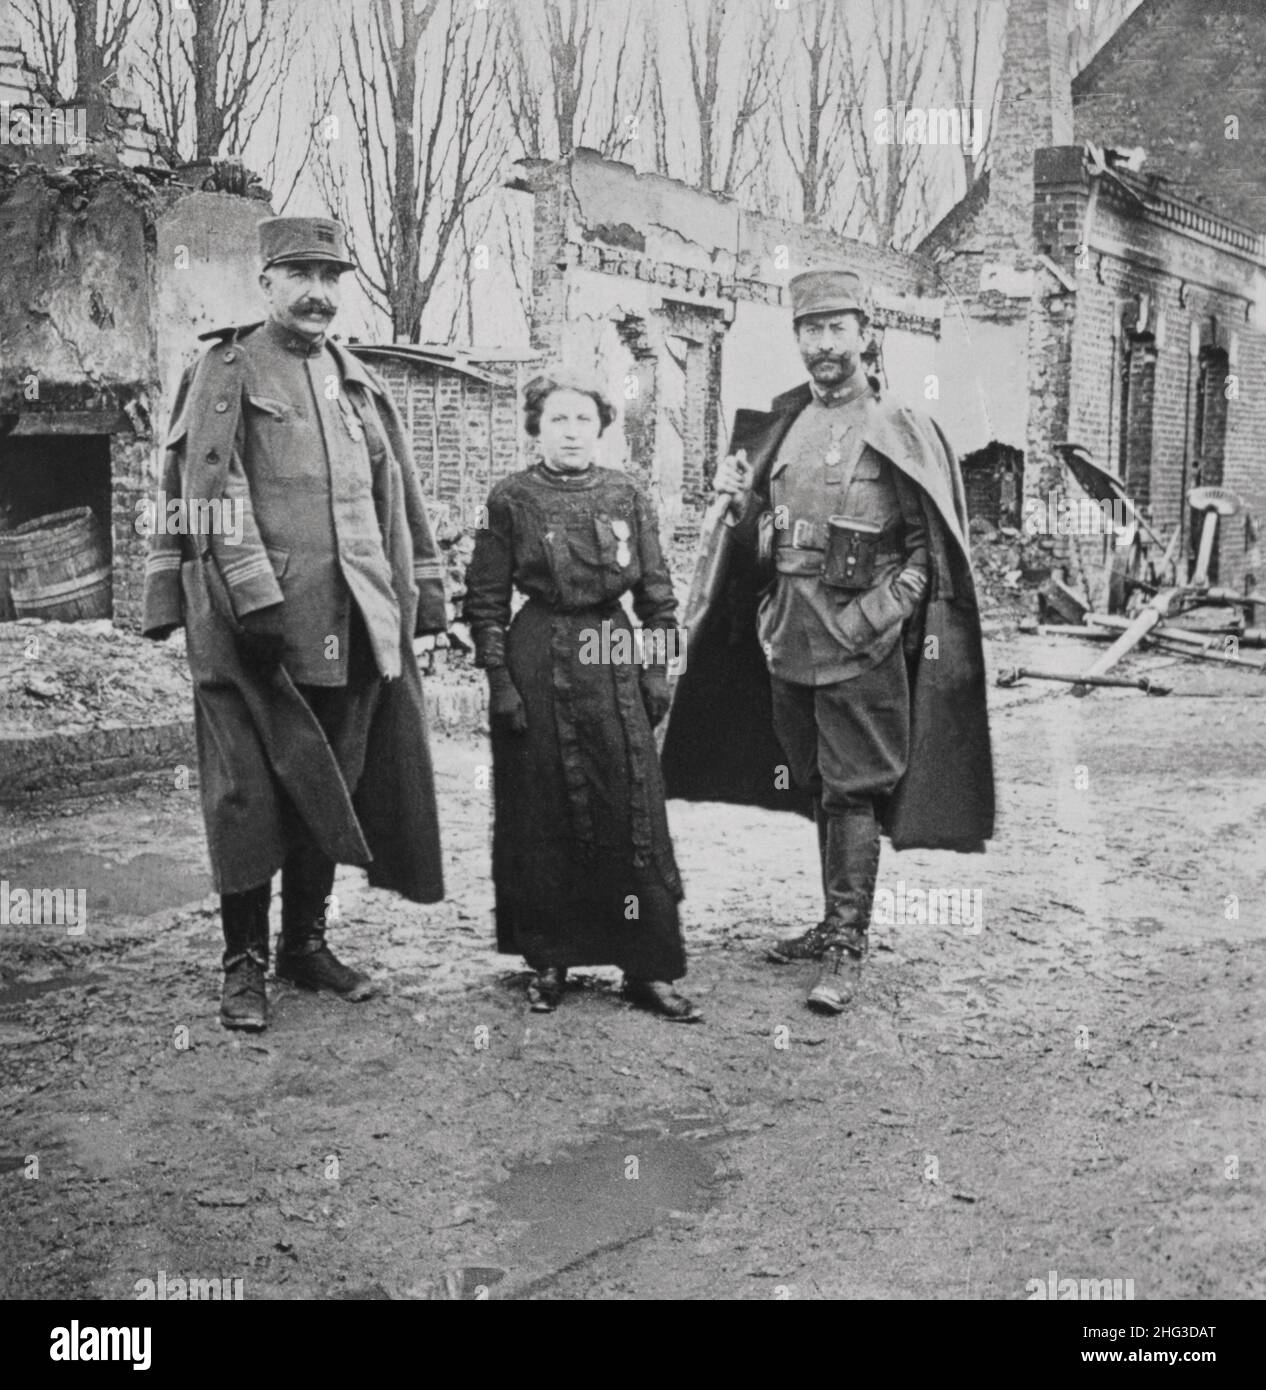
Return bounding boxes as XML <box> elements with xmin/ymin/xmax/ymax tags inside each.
<box><xmin>276</xmin><ymin>844</ymin><xmax>375</xmax><ymax>1001</ymax></box>
<box><xmin>219</xmin><ymin>884</ymin><xmax>270</xmax><ymax>1031</ymax></box>
<box><xmin>807</xmin><ymin>924</ymin><xmax>868</xmax><ymax>1014</ymax></box>
<box><xmin>814</xmin><ymin>796</ymin><xmax>829</xmax><ymax>898</ymax></box>
<box><xmin>527</xmin><ymin>967</ymin><xmax>568</xmax><ymax>1013</ymax></box>
<box><xmin>768</xmin><ymin>803</ymin><xmax>880</xmax><ymax>963</ymax></box>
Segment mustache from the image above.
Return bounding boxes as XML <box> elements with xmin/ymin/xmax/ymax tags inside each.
<box><xmin>294</xmin><ymin>301</ymin><xmax>334</xmax><ymax>316</ymax></box>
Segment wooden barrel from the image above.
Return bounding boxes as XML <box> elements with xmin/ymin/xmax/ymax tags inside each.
<box><xmin>4</xmin><ymin>507</ymin><xmax>112</xmax><ymax>622</ymax></box>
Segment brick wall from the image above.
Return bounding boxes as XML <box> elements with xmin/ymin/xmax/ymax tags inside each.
<box><xmin>1221</xmin><ymin>331</ymin><xmax>1266</xmax><ymax>592</ymax></box>
<box><xmin>110</xmin><ymin>434</ymin><xmax>151</xmax><ymax>630</ymax></box>
<box><xmin>1073</xmin><ymin>0</ymin><xmax>1266</xmax><ymax>235</ymax></box>
<box><xmin>983</xmin><ymin>0</ymin><xmax>1074</xmax><ymax>262</ymax></box>
<box><xmin>358</xmin><ymin>354</ymin><xmax>528</xmax><ymax>519</ymax></box>
<box><xmin>1062</xmin><ymin>196</ymin><xmax>1263</xmax><ymax>587</ymax></box>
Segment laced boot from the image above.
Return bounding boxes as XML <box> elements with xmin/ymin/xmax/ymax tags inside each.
<box><xmin>276</xmin><ymin>847</ymin><xmax>375</xmax><ymax>1001</ymax></box>
<box><xmin>767</xmin><ymin>919</ymin><xmax>845</xmax><ymax>964</ymax></box>
<box><xmin>527</xmin><ymin>967</ymin><xmax>568</xmax><ymax>1013</ymax></box>
<box><xmin>807</xmin><ymin>924</ymin><xmax>868</xmax><ymax>1014</ymax></box>
<box><xmin>219</xmin><ymin>884</ymin><xmax>270</xmax><ymax>1031</ymax></box>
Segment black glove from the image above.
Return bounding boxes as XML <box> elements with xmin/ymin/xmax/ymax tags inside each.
<box><xmin>237</xmin><ymin>603</ymin><xmax>286</xmax><ymax>671</ymax></box>
<box><xmin>639</xmin><ymin>667</ymin><xmax>671</xmax><ymax>728</ymax></box>
<box><xmin>486</xmin><ymin>666</ymin><xmax>527</xmax><ymax>735</ymax></box>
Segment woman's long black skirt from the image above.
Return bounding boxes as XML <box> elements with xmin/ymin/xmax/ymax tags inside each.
<box><xmin>490</xmin><ymin>598</ymin><xmax>686</xmax><ymax>980</ymax></box>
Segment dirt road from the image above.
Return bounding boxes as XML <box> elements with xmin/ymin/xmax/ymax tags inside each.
<box><xmin>2</xmin><ymin>634</ymin><xmax>1263</xmax><ymax>1300</ymax></box>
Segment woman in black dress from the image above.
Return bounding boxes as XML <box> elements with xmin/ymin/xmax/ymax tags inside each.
<box><xmin>462</xmin><ymin>371</ymin><xmax>699</xmax><ymax>1021</ymax></box>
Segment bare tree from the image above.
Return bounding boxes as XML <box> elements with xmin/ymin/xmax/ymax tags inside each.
<box><xmin>11</xmin><ymin>0</ymin><xmax>140</xmax><ymax>102</ymax></box>
<box><xmin>944</xmin><ymin>0</ymin><xmax>1002</xmax><ymax>192</ymax></box>
<box><xmin>134</xmin><ymin>0</ymin><xmax>304</xmax><ymax>175</ymax></box>
<box><xmin>672</xmin><ymin>0</ymin><xmax>778</xmax><ymax>198</ymax></box>
<box><xmin>495</xmin><ymin>0</ymin><xmax>646</xmax><ymax>161</ymax></box>
<box><xmin>773</xmin><ymin>0</ymin><xmax>856</xmax><ymax>228</ymax></box>
<box><xmin>316</xmin><ymin>0</ymin><xmax>504</xmax><ymax>342</ymax></box>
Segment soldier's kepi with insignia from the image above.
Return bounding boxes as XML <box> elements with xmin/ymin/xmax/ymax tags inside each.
<box><xmin>258</xmin><ymin>215</ymin><xmax>356</xmax><ymax>272</ymax></box>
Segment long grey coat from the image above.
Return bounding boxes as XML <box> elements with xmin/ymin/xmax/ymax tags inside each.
<box><xmin>142</xmin><ymin>324</ymin><xmax>447</xmax><ymax>900</ymax></box>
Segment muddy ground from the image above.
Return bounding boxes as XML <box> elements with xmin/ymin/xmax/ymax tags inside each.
<box><xmin>1</xmin><ymin>632</ymin><xmax>1263</xmax><ymax>1301</ymax></box>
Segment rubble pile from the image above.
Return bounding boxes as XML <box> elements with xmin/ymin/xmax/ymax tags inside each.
<box><xmin>0</xmin><ymin>619</ymin><xmax>192</xmax><ymax>736</ymax></box>
<box><xmin>968</xmin><ymin>518</ymin><xmax>1049</xmax><ymax>633</ymax></box>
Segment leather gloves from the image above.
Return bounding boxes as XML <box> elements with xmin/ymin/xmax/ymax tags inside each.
<box><xmin>487</xmin><ymin>666</ymin><xmax>528</xmax><ymax>735</ymax></box>
<box><xmin>237</xmin><ymin>603</ymin><xmax>286</xmax><ymax>671</ymax></box>
<box><xmin>639</xmin><ymin>667</ymin><xmax>671</xmax><ymax>728</ymax></box>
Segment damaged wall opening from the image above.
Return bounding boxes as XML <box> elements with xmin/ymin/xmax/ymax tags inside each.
<box><xmin>1191</xmin><ymin>346</ymin><xmax>1229</xmax><ymax>582</ymax></box>
<box><xmin>0</xmin><ymin>435</ymin><xmax>114</xmax><ymax>622</ymax></box>
<box><xmin>0</xmin><ymin>436</ymin><xmax>112</xmax><ymax>538</ymax></box>
<box><xmin>960</xmin><ymin>442</ymin><xmax>1024</xmax><ymax>529</ymax></box>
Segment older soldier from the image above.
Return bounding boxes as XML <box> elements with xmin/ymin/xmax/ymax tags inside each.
<box><xmin>662</xmin><ymin>268</ymin><xmax>993</xmax><ymax>1014</ymax></box>
<box><xmin>143</xmin><ymin>216</ymin><xmax>448</xmax><ymax>1032</ymax></box>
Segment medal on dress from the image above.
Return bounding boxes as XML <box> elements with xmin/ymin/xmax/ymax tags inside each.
<box><xmin>611</xmin><ymin>518</ymin><xmax>632</xmax><ymax>567</ymax></box>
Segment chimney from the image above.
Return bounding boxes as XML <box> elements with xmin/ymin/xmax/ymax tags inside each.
<box><xmin>985</xmin><ymin>0</ymin><xmax>1075</xmax><ymax>260</ymax></box>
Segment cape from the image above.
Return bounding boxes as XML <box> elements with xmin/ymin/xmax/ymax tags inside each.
<box><xmin>141</xmin><ymin>323</ymin><xmax>447</xmax><ymax>900</ymax></box>
<box><xmin>660</xmin><ymin>378</ymin><xmax>995</xmax><ymax>853</ymax></box>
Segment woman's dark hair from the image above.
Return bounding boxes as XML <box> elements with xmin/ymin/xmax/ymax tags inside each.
<box><xmin>523</xmin><ymin>371</ymin><xmax>617</xmax><ymax>438</ymax></box>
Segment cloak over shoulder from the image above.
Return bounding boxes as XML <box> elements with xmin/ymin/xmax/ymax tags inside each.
<box><xmin>661</xmin><ymin>378</ymin><xmax>995</xmax><ymax>853</ymax></box>
<box><xmin>141</xmin><ymin>324</ymin><xmax>447</xmax><ymax>899</ymax></box>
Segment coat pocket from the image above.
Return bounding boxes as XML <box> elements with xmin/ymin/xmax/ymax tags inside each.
<box><xmin>246</xmin><ymin>394</ymin><xmax>293</xmax><ymax>422</ymax></box>
<box><xmin>244</xmin><ymin>394</ymin><xmax>318</xmax><ymax>483</ymax></box>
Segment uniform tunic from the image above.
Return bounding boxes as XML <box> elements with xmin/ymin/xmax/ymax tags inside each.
<box><xmin>757</xmin><ymin>378</ymin><xmax>929</xmax><ymax>685</ymax></box>
<box><xmin>747</xmin><ymin>373</ymin><xmax>930</xmax><ymax>811</ymax></box>
<box><xmin>229</xmin><ymin>319</ymin><xmax>402</xmax><ymax>685</ymax></box>
<box><xmin>462</xmin><ymin>464</ymin><xmax>687</xmax><ymax>979</ymax></box>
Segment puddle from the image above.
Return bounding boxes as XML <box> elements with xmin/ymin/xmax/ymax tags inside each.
<box><xmin>492</xmin><ymin>1120</ymin><xmax>722</xmax><ymax>1270</ymax></box>
<box><xmin>2</xmin><ymin>845</ymin><xmax>211</xmax><ymax>918</ymax></box>
<box><xmin>0</xmin><ymin>972</ymin><xmax>108</xmax><ymax>1007</ymax></box>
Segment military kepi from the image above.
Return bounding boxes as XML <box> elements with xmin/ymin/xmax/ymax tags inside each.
<box><xmin>789</xmin><ymin>268</ymin><xmax>871</xmax><ymax>323</ymax></box>
<box><xmin>258</xmin><ymin>216</ymin><xmax>355</xmax><ymax>272</ymax></box>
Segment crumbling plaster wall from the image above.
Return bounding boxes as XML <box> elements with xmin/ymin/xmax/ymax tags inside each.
<box><xmin>0</xmin><ymin>172</ymin><xmax>157</xmax><ymax>411</ymax></box>
<box><xmin>153</xmin><ymin>192</ymin><xmax>273</xmax><ymax>434</ymax></box>
<box><xmin>0</xmin><ymin>171</ymin><xmax>272</xmax><ymax>629</ymax></box>
<box><xmin>524</xmin><ymin>150</ymin><xmax>946</xmax><ymax>526</ymax></box>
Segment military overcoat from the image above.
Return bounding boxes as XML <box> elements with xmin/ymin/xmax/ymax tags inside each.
<box><xmin>142</xmin><ymin>324</ymin><xmax>448</xmax><ymax>899</ymax></box>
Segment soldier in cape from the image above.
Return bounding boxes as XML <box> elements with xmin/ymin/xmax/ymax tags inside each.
<box><xmin>662</xmin><ymin>268</ymin><xmax>994</xmax><ymax>1014</ymax></box>
<box><xmin>142</xmin><ymin>216</ymin><xmax>448</xmax><ymax>1032</ymax></box>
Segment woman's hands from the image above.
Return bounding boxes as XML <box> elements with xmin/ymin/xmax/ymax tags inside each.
<box><xmin>486</xmin><ymin>666</ymin><xmax>528</xmax><ymax>735</ymax></box>
<box><xmin>639</xmin><ymin>667</ymin><xmax>671</xmax><ymax>727</ymax></box>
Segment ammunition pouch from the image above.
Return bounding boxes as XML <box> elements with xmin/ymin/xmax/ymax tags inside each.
<box><xmin>822</xmin><ymin>516</ymin><xmax>885</xmax><ymax>592</ymax></box>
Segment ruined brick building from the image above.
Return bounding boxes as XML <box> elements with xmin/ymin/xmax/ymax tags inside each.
<box><xmin>518</xmin><ymin>0</ymin><xmax>1265</xmax><ymax>592</ymax></box>
<box><xmin>923</xmin><ymin>0</ymin><xmax>1266</xmax><ymax>591</ymax></box>
<box><xmin>3</xmin><ymin>0</ymin><xmax>1262</xmax><ymax>632</ymax></box>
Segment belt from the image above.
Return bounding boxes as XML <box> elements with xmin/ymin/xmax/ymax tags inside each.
<box><xmin>780</xmin><ymin>516</ymin><xmax>903</xmax><ymax>552</ymax></box>
<box><xmin>775</xmin><ymin>545</ymin><xmax>904</xmax><ymax>576</ymax></box>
